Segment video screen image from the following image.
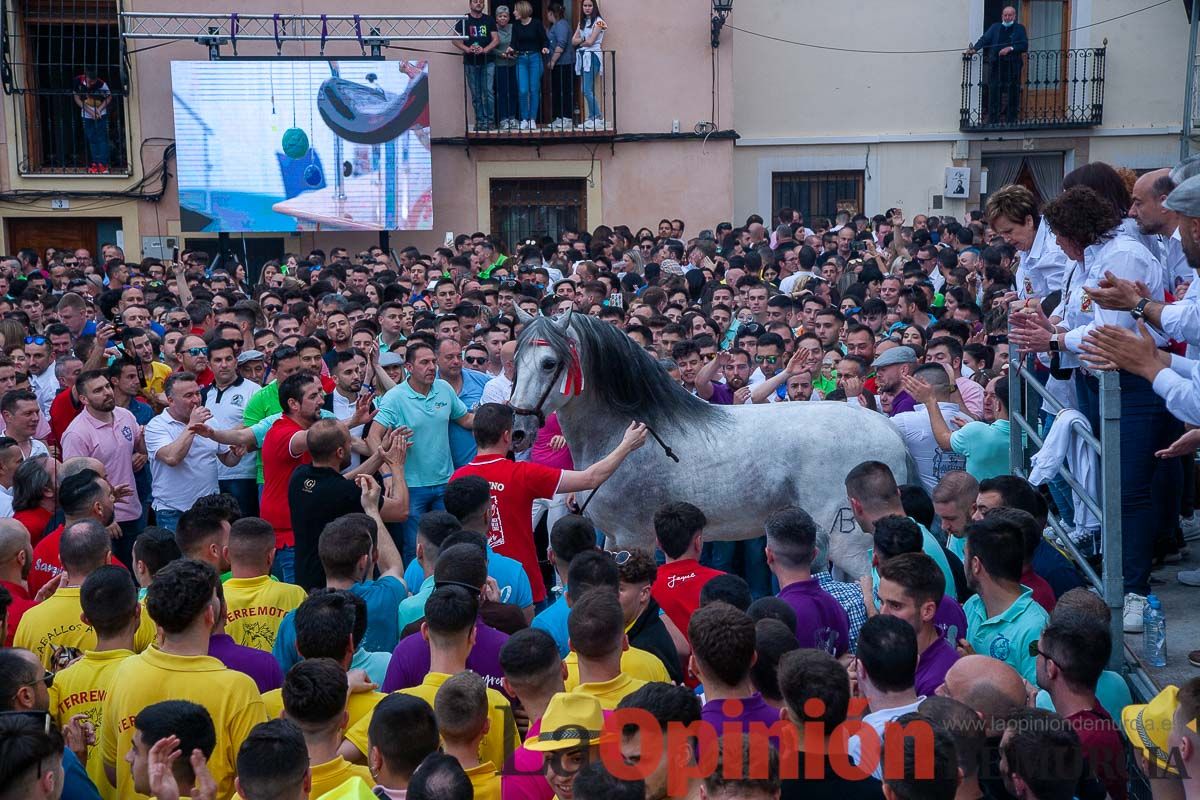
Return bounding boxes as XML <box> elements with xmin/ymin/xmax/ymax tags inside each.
<box><xmin>172</xmin><ymin>59</ymin><xmax>432</xmax><ymax>232</ymax></box>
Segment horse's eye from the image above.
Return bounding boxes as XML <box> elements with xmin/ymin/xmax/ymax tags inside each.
<box><xmin>541</xmin><ymin>358</ymin><xmax>557</xmax><ymax>371</ymax></box>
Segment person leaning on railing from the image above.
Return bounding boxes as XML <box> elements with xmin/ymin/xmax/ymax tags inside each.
<box><xmin>965</xmin><ymin>6</ymin><xmax>1028</xmax><ymax>125</ymax></box>
<box><xmin>1009</xmin><ymin>184</ymin><xmax>1180</xmax><ymax>634</ymax></box>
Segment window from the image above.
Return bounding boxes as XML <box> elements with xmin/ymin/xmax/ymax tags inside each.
<box><xmin>771</xmin><ymin>171</ymin><xmax>864</xmax><ymax>225</ymax></box>
<box><xmin>490</xmin><ymin>178</ymin><xmax>587</xmax><ymax>247</ymax></box>
<box><xmin>2</xmin><ymin>0</ymin><xmax>129</xmax><ymax>174</ymax></box>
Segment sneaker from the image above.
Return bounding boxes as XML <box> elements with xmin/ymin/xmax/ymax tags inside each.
<box><xmin>503</xmin><ymin>118</ymin><xmax>517</xmax><ymax>130</ymax></box>
<box><xmin>1179</xmin><ymin>569</ymin><xmax>1200</xmax><ymax>587</ymax></box>
<box><xmin>582</xmin><ymin>118</ymin><xmax>597</xmax><ymax>131</ymax></box>
<box><xmin>592</xmin><ymin>116</ymin><xmax>606</xmax><ymax>129</ymax></box>
<box><xmin>1124</xmin><ymin>593</ymin><xmax>1148</xmax><ymax>633</ymax></box>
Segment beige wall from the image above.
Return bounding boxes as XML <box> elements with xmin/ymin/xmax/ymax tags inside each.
<box><xmin>0</xmin><ymin>0</ymin><xmax>734</xmax><ymax>257</ymax></box>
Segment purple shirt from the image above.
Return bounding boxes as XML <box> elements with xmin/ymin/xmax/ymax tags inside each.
<box><xmin>889</xmin><ymin>390</ymin><xmax>916</xmax><ymax>417</ymax></box>
<box><xmin>381</xmin><ymin>619</ymin><xmax>510</xmax><ymax>699</ymax></box>
<box><xmin>915</xmin><ymin>637</ymin><xmax>959</xmax><ymax>696</ymax></box>
<box><xmin>208</xmin><ymin>633</ymin><xmax>284</xmax><ymax>693</ymax></box>
<box><xmin>777</xmin><ymin>579</ymin><xmax>851</xmax><ymax>656</ymax></box>
<box><xmin>934</xmin><ymin>595</ymin><xmax>968</xmax><ymax>644</ymax></box>
<box><xmin>701</xmin><ymin>694</ymin><xmax>782</xmax><ymax>734</ymax></box>
<box><xmin>707</xmin><ymin>383</ymin><xmax>735</xmax><ymax>405</ymax></box>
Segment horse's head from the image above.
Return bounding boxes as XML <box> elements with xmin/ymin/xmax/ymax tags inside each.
<box><xmin>509</xmin><ymin>305</ymin><xmax>584</xmax><ymax>451</ymax></box>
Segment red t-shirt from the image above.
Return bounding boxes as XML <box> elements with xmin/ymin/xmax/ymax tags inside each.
<box><xmin>1020</xmin><ymin>566</ymin><xmax>1057</xmax><ymax>615</ymax></box>
<box><xmin>48</xmin><ymin>387</ymin><xmax>83</xmax><ymax>449</ymax></box>
<box><xmin>651</xmin><ymin>558</ymin><xmax>725</xmax><ymax>640</ymax></box>
<box><xmin>0</xmin><ymin>580</ymin><xmax>36</xmax><ymax>646</ymax></box>
<box><xmin>260</xmin><ymin>416</ymin><xmax>311</xmax><ymax>549</ymax></box>
<box><xmin>28</xmin><ymin>525</ymin><xmax>129</xmax><ymax>595</ymax></box>
<box><xmin>14</xmin><ymin>507</ymin><xmax>54</xmax><ymax>544</ymax></box>
<box><xmin>451</xmin><ymin>455</ymin><xmax>562</xmax><ymax>604</ymax></box>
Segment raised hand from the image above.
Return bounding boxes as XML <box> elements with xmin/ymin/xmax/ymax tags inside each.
<box><xmin>349</xmin><ymin>392</ymin><xmax>377</xmax><ymax>428</ymax></box>
<box><xmin>357</xmin><ymin>474</ymin><xmax>381</xmax><ymax>512</ymax></box>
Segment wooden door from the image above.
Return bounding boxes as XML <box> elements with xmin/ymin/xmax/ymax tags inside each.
<box><xmin>7</xmin><ymin>217</ymin><xmax>99</xmax><ymax>255</ymax></box>
<box><xmin>1020</xmin><ymin>0</ymin><xmax>1071</xmax><ymax>119</ymax></box>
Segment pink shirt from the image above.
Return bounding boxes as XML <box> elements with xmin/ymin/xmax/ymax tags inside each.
<box><xmin>956</xmin><ymin>377</ymin><xmax>985</xmax><ymax>419</ymax></box>
<box><xmin>0</xmin><ymin>411</ymin><xmax>53</xmax><ymax>441</ymax></box>
<box><xmin>61</xmin><ymin>406</ymin><xmax>142</xmax><ymax>522</ymax></box>
<box><xmin>530</xmin><ymin>413</ymin><xmax>574</xmax><ymax>470</ymax></box>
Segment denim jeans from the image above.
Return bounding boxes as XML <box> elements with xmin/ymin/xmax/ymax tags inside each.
<box><xmin>516</xmin><ymin>52</ymin><xmax>543</xmax><ymax>121</ymax></box>
<box><xmin>272</xmin><ymin>546</ymin><xmax>295</xmax><ymax>583</ymax></box>
<box><xmin>700</xmin><ymin>536</ymin><xmax>773</xmax><ymax>599</ymax></box>
<box><xmin>82</xmin><ymin>116</ymin><xmax>110</xmax><ymax>166</ymax></box>
<box><xmin>464</xmin><ymin>62</ymin><xmax>496</xmax><ymax>129</ymax></box>
<box><xmin>1076</xmin><ymin>370</ymin><xmax>1183</xmax><ymax>596</ymax></box>
<box><xmin>219</xmin><ymin>478</ymin><xmax>260</xmax><ymax>518</ymax></box>
<box><xmin>155</xmin><ymin>508</ymin><xmax>183</xmax><ymax>533</ymax></box>
<box><xmin>495</xmin><ymin>66</ymin><xmax>518</xmax><ymax>122</ymax></box>
<box><xmin>580</xmin><ymin>53</ymin><xmax>600</xmax><ymax>119</ymax></box>
<box><xmin>393</xmin><ymin>485</ymin><xmax>446</xmax><ymax>567</ymax></box>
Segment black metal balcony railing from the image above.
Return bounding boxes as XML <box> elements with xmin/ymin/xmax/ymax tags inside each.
<box><xmin>464</xmin><ymin>50</ymin><xmax>615</xmax><ymax>141</ymax></box>
<box><xmin>959</xmin><ymin>47</ymin><xmax>1105</xmax><ymax>132</ymax></box>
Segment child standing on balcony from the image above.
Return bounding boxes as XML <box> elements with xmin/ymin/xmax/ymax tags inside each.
<box><xmin>573</xmin><ymin>0</ymin><xmax>606</xmax><ymax>131</ymax></box>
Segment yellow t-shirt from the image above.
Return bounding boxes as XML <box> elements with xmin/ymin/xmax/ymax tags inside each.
<box><xmin>464</xmin><ymin>761</ymin><xmax>501</xmax><ymax>800</ymax></box>
<box><xmin>563</xmin><ymin>646</ymin><xmax>669</xmax><ymax>691</ymax></box>
<box><xmin>571</xmin><ymin>673</ymin><xmax>648</xmax><ymax>711</ymax></box>
<box><xmin>310</xmin><ymin>756</ymin><xmax>375</xmax><ymax>798</ymax></box>
<box><xmin>222</xmin><ymin>575</ymin><xmax>307</xmax><ymax>652</ymax></box>
<box><xmin>13</xmin><ymin>587</ymin><xmax>157</xmax><ymax>668</ymax></box>
<box><xmin>48</xmin><ymin>648</ymin><xmax>134</xmax><ymax>800</ymax></box>
<box><xmin>345</xmin><ymin>672</ymin><xmax>520</xmax><ymax>772</ymax></box>
<box><xmin>99</xmin><ymin>646</ymin><xmax>267</xmax><ymax>800</ymax></box>
<box><xmin>263</xmin><ymin>686</ymin><xmax>385</xmax><ymax>729</ymax></box>
<box><xmin>142</xmin><ymin>361</ymin><xmax>172</xmax><ymax>401</ymax></box>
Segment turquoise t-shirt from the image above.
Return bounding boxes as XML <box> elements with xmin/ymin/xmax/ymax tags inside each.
<box><xmin>400</xmin><ymin>548</ymin><xmax>533</xmax><ymax>617</ymax></box>
<box><xmin>272</xmin><ymin>576</ymin><xmax>408</xmax><ymax>673</ymax></box>
<box><xmin>531</xmin><ymin>593</ymin><xmax>571</xmax><ymax>658</ymax></box>
<box><xmin>951</xmin><ymin>418</ymin><xmax>1012</xmax><ymax>481</ymax></box>
<box><xmin>946</xmin><ymin>534</ymin><xmax>967</xmax><ymax>561</ymax></box>
<box><xmin>398</xmin><ymin>574</ymin><xmax>436</xmax><ymax>633</ymax></box>
<box><xmin>1036</xmin><ymin>670</ymin><xmax>1132</xmax><ymax>721</ymax></box>
<box><xmin>964</xmin><ymin>588</ymin><xmax>1049</xmax><ymax>684</ymax></box>
<box><xmin>374</xmin><ymin>379</ymin><xmax>468</xmax><ymax>487</ymax></box>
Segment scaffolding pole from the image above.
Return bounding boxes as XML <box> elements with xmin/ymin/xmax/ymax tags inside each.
<box><xmin>119</xmin><ymin>12</ymin><xmax>463</xmax><ymax>43</ymax></box>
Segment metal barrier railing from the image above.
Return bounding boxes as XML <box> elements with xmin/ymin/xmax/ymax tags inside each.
<box><xmin>1007</xmin><ymin>348</ymin><xmax>1124</xmax><ymax>671</ymax></box>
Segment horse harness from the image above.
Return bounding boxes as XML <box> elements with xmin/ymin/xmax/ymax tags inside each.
<box><xmin>510</xmin><ymin>337</ymin><xmax>681</xmax><ymax>517</ymax></box>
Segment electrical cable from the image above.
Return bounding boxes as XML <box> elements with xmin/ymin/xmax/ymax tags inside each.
<box><xmin>723</xmin><ymin>0</ymin><xmax>1173</xmax><ymax>55</ymax></box>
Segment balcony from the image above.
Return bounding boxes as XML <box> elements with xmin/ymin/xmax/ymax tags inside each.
<box><xmin>463</xmin><ymin>50</ymin><xmax>616</xmax><ymax>143</ymax></box>
<box><xmin>959</xmin><ymin>47</ymin><xmax>1105</xmax><ymax>132</ymax></box>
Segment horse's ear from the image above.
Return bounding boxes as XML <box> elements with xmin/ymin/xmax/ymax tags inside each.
<box><xmin>511</xmin><ymin>301</ymin><xmax>535</xmax><ymax>325</ymax></box>
<box><xmin>555</xmin><ymin>307</ymin><xmax>573</xmax><ymax>330</ymax></box>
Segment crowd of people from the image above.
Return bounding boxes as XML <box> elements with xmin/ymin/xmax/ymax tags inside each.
<box><xmin>3</xmin><ymin>156</ymin><xmax>1200</xmax><ymax>800</ymax></box>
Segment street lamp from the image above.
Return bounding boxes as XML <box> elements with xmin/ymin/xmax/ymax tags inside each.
<box><xmin>711</xmin><ymin>0</ymin><xmax>733</xmax><ymax>49</ymax></box>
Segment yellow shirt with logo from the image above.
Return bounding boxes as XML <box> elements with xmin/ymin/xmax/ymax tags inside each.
<box><xmin>310</xmin><ymin>756</ymin><xmax>375</xmax><ymax>799</ymax></box>
<box><xmin>221</xmin><ymin>575</ymin><xmax>307</xmax><ymax>652</ymax></box>
<box><xmin>48</xmin><ymin>648</ymin><xmax>134</xmax><ymax>800</ymax></box>
<box><xmin>13</xmin><ymin>587</ymin><xmax>157</xmax><ymax>668</ymax></box>
<box><xmin>345</xmin><ymin>672</ymin><xmax>520</xmax><ymax>772</ymax></box>
<box><xmin>99</xmin><ymin>647</ymin><xmax>267</xmax><ymax>800</ymax></box>
<box><xmin>562</xmin><ymin>645</ymin><xmax>669</xmax><ymax>691</ymax></box>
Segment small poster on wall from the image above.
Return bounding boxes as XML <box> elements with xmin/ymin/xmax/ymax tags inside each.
<box><xmin>945</xmin><ymin>167</ymin><xmax>971</xmax><ymax>198</ymax></box>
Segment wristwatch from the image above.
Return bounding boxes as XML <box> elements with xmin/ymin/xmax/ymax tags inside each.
<box><xmin>1049</xmin><ymin>334</ymin><xmax>1060</xmax><ymax>352</ymax></box>
<box><xmin>1131</xmin><ymin>297</ymin><xmax>1151</xmax><ymax>320</ymax></box>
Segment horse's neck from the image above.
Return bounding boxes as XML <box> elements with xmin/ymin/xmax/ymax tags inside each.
<box><xmin>558</xmin><ymin>400</ymin><xmax>621</xmax><ymax>468</ymax></box>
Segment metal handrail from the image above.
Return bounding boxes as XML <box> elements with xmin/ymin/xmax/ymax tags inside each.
<box><xmin>960</xmin><ymin>46</ymin><xmax>1106</xmax><ymax>131</ymax></box>
<box><xmin>1007</xmin><ymin>342</ymin><xmax>1123</xmax><ymax>671</ymax></box>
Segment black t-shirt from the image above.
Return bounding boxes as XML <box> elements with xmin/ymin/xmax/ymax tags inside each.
<box><xmin>289</xmin><ymin>464</ymin><xmax>371</xmax><ymax>591</ymax></box>
<box><xmin>455</xmin><ymin>13</ymin><xmax>497</xmax><ymax>66</ymax></box>
<box><xmin>779</xmin><ymin>756</ymin><xmax>884</xmax><ymax>800</ymax></box>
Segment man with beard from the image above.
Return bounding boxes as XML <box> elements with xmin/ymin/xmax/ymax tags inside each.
<box><xmin>872</xmin><ymin>346</ymin><xmax>918</xmax><ymax>416</ymax></box>
<box><xmin>672</xmin><ymin>340</ymin><xmax>731</xmax><ymax>403</ymax></box>
<box><xmin>0</xmin><ymin>518</ymin><xmax>36</xmax><ymax>644</ymax></box>
<box><xmin>62</xmin><ymin>370</ymin><xmax>146</xmax><ymax>566</ymax></box>
<box><xmin>325</xmin><ymin>350</ymin><xmax>370</xmax><ymax>470</ymax></box>
<box><xmin>720</xmin><ymin>347</ymin><xmax>754</xmax><ymax>404</ymax></box>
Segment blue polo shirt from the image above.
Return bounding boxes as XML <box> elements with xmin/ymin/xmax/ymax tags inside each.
<box><xmin>398</xmin><ymin>574</ymin><xmax>436</xmax><ymax>632</ymax></box>
<box><xmin>375</xmin><ymin>378</ymin><xmax>467</xmax><ymax>488</ymax></box>
<box><xmin>448</xmin><ymin>368</ymin><xmax>490</xmax><ymax>469</ymax></box>
<box><xmin>532</xmin><ymin>593</ymin><xmax>571</xmax><ymax>657</ymax></box>
<box><xmin>401</xmin><ymin>548</ymin><xmax>533</xmax><ymax>612</ymax></box>
<box><xmin>963</xmin><ymin>587</ymin><xmax>1049</xmax><ymax>684</ymax></box>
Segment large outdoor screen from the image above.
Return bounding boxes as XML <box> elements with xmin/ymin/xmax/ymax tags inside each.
<box><xmin>171</xmin><ymin>59</ymin><xmax>432</xmax><ymax>233</ymax></box>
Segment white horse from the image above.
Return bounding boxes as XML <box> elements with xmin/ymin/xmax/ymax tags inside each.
<box><xmin>509</xmin><ymin>308</ymin><xmax>913</xmax><ymax>573</ymax></box>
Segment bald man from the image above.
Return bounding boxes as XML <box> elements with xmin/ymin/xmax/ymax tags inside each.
<box><xmin>1128</xmin><ymin>168</ymin><xmax>1189</xmax><ymax>286</ymax></box>
<box><xmin>967</xmin><ymin>7</ymin><xmax>1028</xmax><ymax>125</ymax></box>
<box><xmin>0</xmin><ymin>519</ymin><xmax>36</xmax><ymax>645</ymax></box>
<box><xmin>481</xmin><ymin>340</ymin><xmax>517</xmax><ymax>406</ymax></box>
<box><xmin>938</xmin><ymin>655</ymin><xmax>1026</xmax><ymax>732</ymax></box>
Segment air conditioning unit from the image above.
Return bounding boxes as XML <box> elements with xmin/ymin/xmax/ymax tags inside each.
<box><xmin>141</xmin><ymin>236</ymin><xmax>180</xmax><ymax>260</ymax></box>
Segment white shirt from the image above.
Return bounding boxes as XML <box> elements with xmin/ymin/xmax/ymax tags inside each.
<box><xmin>481</xmin><ymin>372</ymin><xmax>513</xmax><ymax>406</ymax></box>
<box><xmin>203</xmin><ymin>377</ymin><xmax>260</xmax><ymax>480</ymax></box>
<box><xmin>29</xmin><ymin>367</ymin><xmax>59</xmax><ymax>417</ymax></box>
<box><xmin>778</xmin><ymin>271</ymin><xmax>816</xmax><ymax>294</ymax></box>
<box><xmin>1163</xmin><ymin>228</ymin><xmax>1191</xmax><ymax>288</ymax></box>
<box><xmin>1015</xmin><ymin>217</ymin><xmax>1071</xmax><ymax>300</ymax></box>
<box><xmin>891</xmin><ymin>402</ymin><xmax>972</xmax><ymax>494</ymax></box>
<box><xmin>330</xmin><ymin>390</ymin><xmax>364</xmax><ymax>470</ymax></box>
<box><xmin>1159</xmin><ymin>274</ymin><xmax>1200</xmax><ymax>360</ymax></box>
<box><xmin>0</xmin><ymin>484</ymin><xmax>11</xmax><ymax>517</ymax></box>
<box><xmin>144</xmin><ymin>409</ymin><xmax>228</xmax><ymax>511</ymax></box>
<box><xmin>1153</xmin><ymin>354</ymin><xmax>1200</xmax><ymax>426</ymax></box>
<box><xmin>848</xmin><ymin>696</ymin><xmax>927</xmax><ymax>779</ymax></box>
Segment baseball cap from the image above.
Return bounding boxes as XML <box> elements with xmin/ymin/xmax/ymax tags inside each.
<box><xmin>236</xmin><ymin>349</ymin><xmax>265</xmax><ymax>365</ymax></box>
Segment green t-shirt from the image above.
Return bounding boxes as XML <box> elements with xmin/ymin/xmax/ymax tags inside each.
<box><xmin>964</xmin><ymin>588</ymin><xmax>1049</xmax><ymax>684</ymax></box>
<box><xmin>374</xmin><ymin>379</ymin><xmax>468</xmax><ymax>488</ymax></box>
<box><xmin>242</xmin><ymin>381</ymin><xmax>282</xmax><ymax>483</ymax></box>
<box><xmin>950</xmin><ymin>418</ymin><xmax>1011</xmax><ymax>481</ymax></box>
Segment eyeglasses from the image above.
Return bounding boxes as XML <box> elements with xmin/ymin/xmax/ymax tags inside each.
<box><xmin>755</xmin><ymin>355</ymin><xmax>779</xmax><ymax>365</ymax></box>
<box><xmin>186</xmin><ymin>347</ymin><xmax>209</xmax><ymax>357</ymax></box>
<box><xmin>464</xmin><ymin>356</ymin><xmax>488</xmax><ymax>366</ymax></box>
<box><xmin>609</xmin><ymin>550</ymin><xmax>632</xmax><ymax>565</ymax></box>
<box><xmin>17</xmin><ymin>670</ymin><xmax>54</xmax><ymax>691</ymax></box>
<box><xmin>23</xmin><ymin>336</ymin><xmax>46</xmax><ymax>345</ymax></box>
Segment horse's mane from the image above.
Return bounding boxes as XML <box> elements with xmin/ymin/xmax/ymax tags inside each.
<box><xmin>518</xmin><ymin>312</ymin><xmax>724</xmax><ymax>432</ymax></box>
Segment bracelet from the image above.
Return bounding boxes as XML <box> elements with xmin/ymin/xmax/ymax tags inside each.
<box><xmin>380</xmin><ymin>472</ymin><xmax>393</xmax><ymax>480</ymax></box>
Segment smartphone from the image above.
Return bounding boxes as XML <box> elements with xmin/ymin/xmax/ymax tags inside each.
<box><xmin>444</xmin><ymin>231</ymin><xmax>455</xmax><ymax>248</ymax></box>
<box><xmin>850</xmin><ymin>240</ymin><xmax>865</xmax><ymax>253</ymax></box>
<box><xmin>172</xmin><ymin>246</ymin><xmax>180</xmax><ymax>264</ymax></box>
<box><xmin>607</xmin><ymin>292</ymin><xmax>624</xmax><ymax>308</ymax></box>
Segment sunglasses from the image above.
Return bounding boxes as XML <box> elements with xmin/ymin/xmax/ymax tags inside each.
<box><xmin>186</xmin><ymin>347</ymin><xmax>209</xmax><ymax>357</ymax></box>
<box><xmin>23</xmin><ymin>336</ymin><xmax>47</xmax><ymax>345</ymax></box>
<box><xmin>609</xmin><ymin>550</ymin><xmax>632</xmax><ymax>565</ymax></box>
<box><xmin>1028</xmin><ymin>640</ymin><xmax>1054</xmax><ymax>662</ymax></box>
<box><xmin>755</xmin><ymin>355</ymin><xmax>779</xmax><ymax>364</ymax></box>
<box><xmin>263</xmin><ymin>304</ymin><xmax>282</xmax><ymax>313</ymax></box>
<box><xmin>166</xmin><ymin>319</ymin><xmax>188</xmax><ymax>329</ymax></box>
<box><xmin>464</xmin><ymin>356</ymin><xmax>488</xmax><ymax>366</ymax></box>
